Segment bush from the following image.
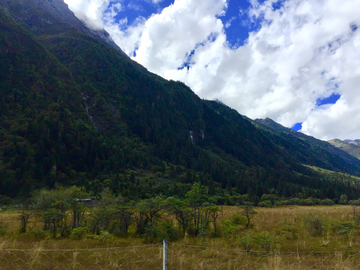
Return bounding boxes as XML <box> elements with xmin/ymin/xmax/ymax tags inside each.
<box><xmin>253</xmin><ymin>233</ymin><xmax>276</xmax><ymax>251</ymax></box>
<box><xmin>238</xmin><ymin>234</ymin><xmax>254</xmax><ymax>251</ymax></box>
<box><xmin>222</xmin><ymin>214</ymin><xmax>247</xmax><ymax>238</ymax></box>
<box><xmin>304</xmin><ymin>214</ymin><xmax>325</xmax><ymax>237</ymax></box>
<box><xmin>261</xmin><ymin>194</ymin><xmax>278</xmax><ymax>205</ymax></box>
<box><xmin>331</xmin><ymin>221</ymin><xmax>354</xmax><ymax>236</ymax></box>
<box><xmin>279</xmin><ymin>219</ymin><xmax>298</xmax><ymax>240</ymax></box>
<box><xmin>31</xmin><ymin>229</ymin><xmax>49</xmax><ymax>240</ymax></box>
<box><xmin>0</xmin><ymin>226</ymin><xmax>7</xmax><ymax>236</ymax></box>
<box><xmin>274</xmin><ymin>200</ymin><xmax>288</xmax><ymax>206</ymax></box>
<box><xmin>92</xmin><ymin>231</ymin><xmax>113</xmax><ymax>243</ymax></box>
<box><xmin>155</xmin><ymin>221</ymin><xmax>182</xmax><ymax>241</ymax></box>
<box><xmin>339</xmin><ymin>195</ymin><xmax>348</xmax><ymax>205</ymax></box>
<box><xmin>145</xmin><ymin>221</ymin><xmax>181</xmax><ymax>241</ymax></box>
<box><xmin>288</xmin><ymin>198</ymin><xmax>301</xmax><ymax>205</ymax></box>
<box><xmin>222</xmin><ymin>220</ymin><xmax>239</xmax><ymax>238</ymax></box>
<box><xmin>320</xmin><ymin>199</ymin><xmax>335</xmax><ymax>206</ymax></box>
<box><xmin>258</xmin><ymin>200</ymin><xmax>272</xmax><ymax>208</ymax></box>
<box><xmin>231</xmin><ymin>214</ymin><xmax>247</xmax><ymax>225</ymax></box>
<box><xmin>0</xmin><ymin>195</ymin><xmax>11</xmax><ymax>205</ymax></box>
<box><xmin>69</xmin><ymin>227</ymin><xmax>87</xmax><ymax>240</ymax></box>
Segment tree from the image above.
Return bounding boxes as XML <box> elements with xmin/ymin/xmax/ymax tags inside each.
<box><xmin>185</xmin><ymin>183</ymin><xmax>210</xmax><ymax>236</ymax></box>
<box><xmin>43</xmin><ymin>201</ymin><xmax>67</xmax><ymax>238</ymax></box>
<box><xmin>239</xmin><ymin>202</ymin><xmax>257</xmax><ymax>229</ymax></box>
<box><xmin>135</xmin><ymin>195</ymin><xmax>164</xmax><ymax>235</ymax></box>
<box><xmin>87</xmin><ymin>188</ymin><xmax>117</xmax><ymax>234</ymax></box>
<box><xmin>113</xmin><ymin>201</ymin><xmax>134</xmax><ymax>236</ymax></box>
<box><xmin>339</xmin><ymin>194</ymin><xmax>348</xmax><ymax>205</ymax></box>
<box><xmin>350</xmin><ymin>199</ymin><xmax>360</xmax><ymax>225</ymax></box>
<box><xmin>31</xmin><ymin>187</ymin><xmax>89</xmax><ymax>236</ymax></box>
<box><xmin>19</xmin><ymin>207</ymin><xmax>32</xmax><ymax>233</ymax></box>
<box><xmin>165</xmin><ymin>197</ymin><xmax>192</xmax><ymax>235</ymax></box>
<box><xmin>207</xmin><ymin>205</ymin><xmax>221</xmax><ymax>234</ymax></box>
<box><xmin>65</xmin><ymin>186</ymin><xmax>89</xmax><ymax>228</ymax></box>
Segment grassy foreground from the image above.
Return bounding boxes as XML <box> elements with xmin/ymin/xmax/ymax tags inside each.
<box><xmin>1</xmin><ymin>205</ymin><xmax>360</xmax><ymax>269</ymax></box>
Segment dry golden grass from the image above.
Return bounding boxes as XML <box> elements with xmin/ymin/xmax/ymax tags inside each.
<box><xmin>1</xmin><ymin>205</ymin><xmax>360</xmax><ymax>269</ymax></box>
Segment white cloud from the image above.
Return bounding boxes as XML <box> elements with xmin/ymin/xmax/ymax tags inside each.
<box><xmin>64</xmin><ymin>0</ymin><xmax>110</xmax><ymax>29</ymax></box>
<box><xmin>66</xmin><ymin>0</ymin><xmax>360</xmax><ymax>140</ymax></box>
<box><xmin>225</xmin><ymin>16</ymin><xmax>236</xmax><ymax>28</ymax></box>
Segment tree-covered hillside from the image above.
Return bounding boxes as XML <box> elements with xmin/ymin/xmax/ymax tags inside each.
<box><xmin>1</xmin><ymin>0</ymin><xmax>360</xmax><ymax>202</ymax></box>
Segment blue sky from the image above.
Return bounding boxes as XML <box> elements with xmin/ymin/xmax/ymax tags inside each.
<box><xmin>66</xmin><ymin>0</ymin><xmax>360</xmax><ymax>140</ymax></box>
<box><xmin>108</xmin><ymin>0</ymin><xmax>271</xmax><ymax>47</ymax></box>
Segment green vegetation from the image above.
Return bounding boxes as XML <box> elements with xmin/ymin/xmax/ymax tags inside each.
<box><xmin>3</xmin><ymin>198</ymin><xmax>360</xmax><ymax>252</ymax></box>
<box><xmin>2</xmin><ymin>1</ymin><xmax>360</xmax><ymax>268</ymax></box>
<box><xmin>2</xmin><ymin>0</ymin><xmax>360</xmax><ymax>206</ymax></box>
<box><xmin>1</xmin><ymin>184</ymin><xmax>360</xmax><ymax>244</ymax></box>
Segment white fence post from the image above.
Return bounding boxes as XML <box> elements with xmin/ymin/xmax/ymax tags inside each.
<box><xmin>163</xmin><ymin>239</ymin><xmax>168</xmax><ymax>270</ymax></box>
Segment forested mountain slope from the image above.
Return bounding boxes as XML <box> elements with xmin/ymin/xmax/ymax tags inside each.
<box><xmin>1</xmin><ymin>0</ymin><xmax>360</xmax><ymax>201</ymax></box>
<box><xmin>254</xmin><ymin>118</ymin><xmax>360</xmax><ymax>173</ymax></box>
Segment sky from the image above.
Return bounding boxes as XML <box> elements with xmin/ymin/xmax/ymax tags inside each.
<box><xmin>64</xmin><ymin>0</ymin><xmax>360</xmax><ymax>141</ymax></box>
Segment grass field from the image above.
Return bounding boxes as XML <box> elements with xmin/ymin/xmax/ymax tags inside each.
<box><xmin>1</xmin><ymin>205</ymin><xmax>360</xmax><ymax>269</ymax></box>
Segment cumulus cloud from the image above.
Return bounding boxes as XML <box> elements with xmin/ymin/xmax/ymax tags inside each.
<box><xmin>66</xmin><ymin>0</ymin><xmax>360</xmax><ymax>140</ymax></box>
<box><xmin>64</xmin><ymin>0</ymin><xmax>110</xmax><ymax>29</ymax></box>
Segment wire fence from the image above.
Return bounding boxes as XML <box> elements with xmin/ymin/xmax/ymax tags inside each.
<box><xmin>2</xmin><ymin>241</ymin><xmax>360</xmax><ymax>269</ymax></box>
<box><xmin>0</xmin><ymin>243</ymin><xmax>163</xmax><ymax>270</ymax></box>
<box><xmin>167</xmin><ymin>243</ymin><xmax>360</xmax><ymax>269</ymax></box>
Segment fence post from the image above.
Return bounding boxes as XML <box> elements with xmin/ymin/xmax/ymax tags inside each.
<box><xmin>163</xmin><ymin>239</ymin><xmax>168</xmax><ymax>270</ymax></box>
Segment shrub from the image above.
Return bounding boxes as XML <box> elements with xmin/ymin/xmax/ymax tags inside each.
<box><xmin>353</xmin><ymin>214</ymin><xmax>360</xmax><ymax>225</ymax></box>
<box><xmin>222</xmin><ymin>214</ymin><xmax>247</xmax><ymax>238</ymax></box>
<box><xmin>301</xmin><ymin>198</ymin><xmax>316</xmax><ymax>206</ymax></box>
<box><xmin>281</xmin><ymin>219</ymin><xmax>298</xmax><ymax>240</ymax></box>
<box><xmin>145</xmin><ymin>221</ymin><xmax>181</xmax><ymax>241</ymax></box>
<box><xmin>320</xmin><ymin>199</ymin><xmax>335</xmax><ymax>206</ymax></box>
<box><xmin>260</xmin><ymin>194</ymin><xmax>278</xmax><ymax>205</ymax></box>
<box><xmin>0</xmin><ymin>226</ymin><xmax>7</xmax><ymax>236</ymax></box>
<box><xmin>288</xmin><ymin>198</ymin><xmax>301</xmax><ymax>205</ymax></box>
<box><xmin>304</xmin><ymin>214</ymin><xmax>325</xmax><ymax>237</ymax></box>
<box><xmin>155</xmin><ymin>221</ymin><xmax>182</xmax><ymax>241</ymax></box>
<box><xmin>258</xmin><ymin>200</ymin><xmax>272</xmax><ymax>208</ymax></box>
<box><xmin>92</xmin><ymin>231</ymin><xmax>113</xmax><ymax>243</ymax></box>
<box><xmin>69</xmin><ymin>227</ymin><xmax>87</xmax><ymax>240</ymax></box>
<box><xmin>274</xmin><ymin>200</ymin><xmax>288</xmax><ymax>206</ymax></box>
<box><xmin>222</xmin><ymin>220</ymin><xmax>239</xmax><ymax>238</ymax></box>
<box><xmin>331</xmin><ymin>221</ymin><xmax>354</xmax><ymax>236</ymax></box>
<box><xmin>231</xmin><ymin>214</ymin><xmax>247</xmax><ymax>226</ymax></box>
<box><xmin>339</xmin><ymin>195</ymin><xmax>348</xmax><ymax>205</ymax></box>
<box><xmin>238</xmin><ymin>234</ymin><xmax>254</xmax><ymax>251</ymax></box>
<box><xmin>31</xmin><ymin>229</ymin><xmax>49</xmax><ymax>240</ymax></box>
<box><xmin>254</xmin><ymin>233</ymin><xmax>276</xmax><ymax>251</ymax></box>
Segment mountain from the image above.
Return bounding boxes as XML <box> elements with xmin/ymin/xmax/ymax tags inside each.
<box><xmin>254</xmin><ymin>118</ymin><xmax>360</xmax><ymax>172</ymax></box>
<box><xmin>328</xmin><ymin>139</ymin><xmax>360</xmax><ymax>160</ymax></box>
<box><xmin>344</xmin><ymin>140</ymin><xmax>360</xmax><ymax>147</ymax></box>
<box><xmin>0</xmin><ymin>0</ymin><xmax>125</xmax><ymax>53</ymax></box>
<box><xmin>1</xmin><ymin>0</ymin><xmax>360</xmax><ymax>201</ymax></box>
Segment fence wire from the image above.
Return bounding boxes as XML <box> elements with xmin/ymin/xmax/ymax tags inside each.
<box><xmin>168</xmin><ymin>243</ymin><xmax>360</xmax><ymax>270</ymax></box>
<box><xmin>2</xmin><ymin>242</ymin><xmax>360</xmax><ymax>269</ymax></box>
<box><xmin>0</xmin><ymin>243</ymin><xmax>163</xmax><ymax>270</ymax></box>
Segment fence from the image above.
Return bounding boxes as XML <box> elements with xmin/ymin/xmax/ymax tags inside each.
<box><xmin>2</xmin><ymin>240</ymin><xmax>360</xmax><ymax>269</ymax></box>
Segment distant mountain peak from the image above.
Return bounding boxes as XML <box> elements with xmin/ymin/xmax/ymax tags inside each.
<box><xmin>254</xmin><ymin>117</ymin><xmax>296</xmax><ymax>134</ymax></box>
<box><xmin>0</xmin><ymin>0</ymin><xmax>126</xmax><ymax>55</ymax></box>
<box><xmin>344</xmin><ymin>139</ymin><xmax>360</xmax><ymax>146</ymax></box>
<box><xmin>328</xmin><ymin>139</ymin><xmax>360</xmax><ymax>160</ymax></box>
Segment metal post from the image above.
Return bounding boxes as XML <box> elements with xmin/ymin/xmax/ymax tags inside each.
<box><xmin>163</xmin><ymin>239</ymin><xmax>168</xmax><ymax>270</ymax></box>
